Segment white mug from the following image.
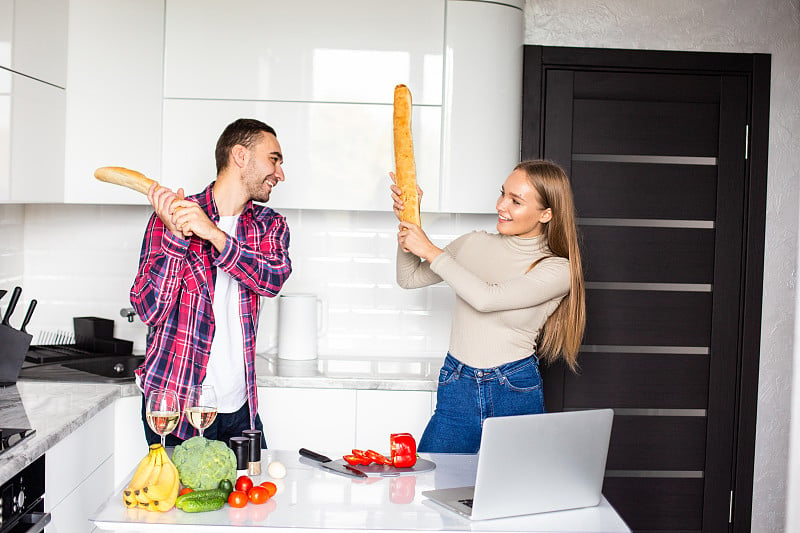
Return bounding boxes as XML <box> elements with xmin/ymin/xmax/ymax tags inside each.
<box><xmin>277</xmin><ymin>294</ymin><xmax>324</xmax><ymax>360</ymax></box>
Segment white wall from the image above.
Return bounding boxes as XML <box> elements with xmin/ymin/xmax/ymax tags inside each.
<box><xmin>0</xmin><ymin>204</ymin><xmax>24</xmax><ymax>287</ymax></box>
<box><xmin>522</xmin><ymin>0</ymin><xmax>800</xmax><ymax>531</ymax></box>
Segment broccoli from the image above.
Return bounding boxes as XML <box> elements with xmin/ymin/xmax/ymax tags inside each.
<box><xmin>172</xmin><ymin>436</ymin><xmax>237</xmax><ymax>491</ymax></box>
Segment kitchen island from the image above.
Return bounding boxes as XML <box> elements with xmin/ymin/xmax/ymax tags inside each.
<box><xmin>4</xmin><ymin>356</ymin><xmax>629</xmax><ymax>532</ymax></box>
<box><xmin>91</xmin><ymin>450</ymin><xmax>630</xmax><ymax>533</ymax></box>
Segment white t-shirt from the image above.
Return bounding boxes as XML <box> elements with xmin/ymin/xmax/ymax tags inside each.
<box><xmin>203</xmin><ymin>215</ymin><xmax>247</xmax><ymax>413</ymax></box>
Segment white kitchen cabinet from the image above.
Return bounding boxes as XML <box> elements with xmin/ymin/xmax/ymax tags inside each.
<box><xmin>354</xmin><ymin>390</ymin><xmax>433</xmax><ymax>450</ymax></box>
<box><xmin>440</xmin><ymin>0</ymin><xmax>524</xmax><ymax>213</ymax></box>
<box><xmin>2</xmin><ymin>71</ymin><xmax>66</xmax><ymax>203</ymax></box>
<box><xmin>162</xmin><ymin>98</ymin><xmax>441</xmax><ymax>211</ymax></box>
<box><xmin>113</xmin><ymin>394</ymin><xmax>148</xmax><ymax>487</ymax></box>
<box><xmin>164</xmin><ymin>0</ymin><xmax>444</xmax><ymax>106</ymax></box>
<box><xmin>45</xmin><ymin>403</ymin><xmax>115</xmax><ymax>533</ymax></box>
<box><xmin>257</xmin><ymin>387</ymin><xmax>357</xmax><ymax>452</ymax></box>
<box><xmin>0</xmin><ymin>0</ymin><xmax>68</xmax><ymax>87</ymax></box>
<box><xmin>0</xmin><ymin>68</ymin><xmax>9</xmax><ymax>199</ymax></box>
<box><xmin>63</xmin><ymin>0</ymin><xmax>164</xmax><ymax>205</ymax></box>
<box><xmin>257</xmin><ymin>387</ymin><xmax>433</xmax><ymax>454</ymax></box>
<box><xmin>0</xmin><ymin>0</ymin><xmax>10</xmax><ymax>68</ymax></box>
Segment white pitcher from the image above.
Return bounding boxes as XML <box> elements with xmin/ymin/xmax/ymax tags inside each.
<box><xmin>277</xmin><ymin>294</ymin><xmax>324</xmax><ymax>360</ymax></box>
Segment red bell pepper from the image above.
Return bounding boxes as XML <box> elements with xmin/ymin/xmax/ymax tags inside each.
<box><xmin>390</xmin><ymin>433</ymin><xmax>417</xmax><ymax>468</ymax></box>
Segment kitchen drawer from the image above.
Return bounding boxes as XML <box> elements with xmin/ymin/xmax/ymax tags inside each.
<box><xmin>46</xmin><ymin>455</ymin><xmax>113</xmax><ymax>533</ymax></box>
<box><xmin>45</xmin><ymin>403</ymin><xmax>115</xmax><ymax>509</ymax></box>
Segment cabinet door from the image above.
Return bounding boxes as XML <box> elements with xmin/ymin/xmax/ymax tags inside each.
<box><xmin>45</xmin><ymin>404</ymin><xmax>115</xmax><ymax>512</ymax></box>
<box><xmin>4</xmin><ymin>0</ymin><xmax>68</xmax><ymax>87</ymax></box>
<box><xmin>63</xmin><ymin>0</ymin><xmax>164</xmax><ymax>205</ymax></box>
<box><xmin>162</xmin><ymin>99</ymin><xmax>441</xmax><ymax>211</ymax></box>
<box><xmin>257</xmin><ymin>387</ymin><xmax>357</xmax><ymax>451</ymax></box>
<box><xmin>0</xmin><ymin>68</ymin><xmax>9</xmax><ymax>199</ymax></box>
<box><xmin>439</xmin><ymin>0</ymin><xmax>523</xmax><ymax>214</ymax></box>
<box><xmin>164</xmin><ymin>0</ymin><xmax>444</xmax><ymax>105</ymax></box>
<box><xmin>354</xmin><ymin>390</ymin><xmax>432</xmax><ymax>450</ymax></box>
<box><xmin>8</xmin><ymin>72</ymin><xmax>65</xmax><ymax>202</ymax></box>
<box><xmin>114</xmin><ymin>395</ymin><xmax>148</xmax><ymax>487</ymax></box>
<box><xmin>46</xmin><ymin>458</ymin><xmax>113</xmax><ymax>533</ymax></box>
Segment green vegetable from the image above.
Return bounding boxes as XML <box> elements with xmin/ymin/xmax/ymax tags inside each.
<box><xmin>172</xmin><ymin>436</ymin><xmax>237</xmax><ymax>491</ymax></box>
<box><xmin>180</xmin><ymin>496</ymin><xmax>226</xmax><ymax>513</ymax></box>
<box><xmin>218</xmin><ymin>479</ymin><xmax>233</xmax><ymax>496</ymax></box>
<box><xmin>176</xmin><ymin>488</ymin><xmax>230</xmax><ymax>508</ymax></box>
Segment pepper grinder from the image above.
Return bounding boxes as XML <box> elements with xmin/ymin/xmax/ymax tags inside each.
<box><xmin>242</xmin><ymin>430</ymin><xmax>262</xmax><ymax>476</ymax></box>
<box><xmin>229</xmin><ymin>436</ymin><xmax>250</xmax><ymax>473</ymax></box>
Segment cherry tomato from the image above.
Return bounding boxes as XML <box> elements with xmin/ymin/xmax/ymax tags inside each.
<box><xmin>178</xmin><ymin>487</ymin><xmax>194</xmax><ymax>496</ymax></box>
<box><xmin>235</xmin><ymin>475</ymin><xmax>254</xmax><ymax>493</ymax></box>
<box><xmin>228</xmin><ymin>490</ymin><xmax>248</xmax><ymax>508</ymax></box>
<box><xmin>260</xmin><ymin>481</ymin><xmax>278</xmax><ymax>498</ymax></box>
<box><xmin>365</xmin><ymin>449</ymin><xmax>392</xmax><ymax>465</ymax></box>
<box><xmin>248</xmin><ymin>485</ymin><xmax>270</xmax><ymax>504</ymax></box>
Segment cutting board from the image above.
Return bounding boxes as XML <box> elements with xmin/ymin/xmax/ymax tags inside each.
<box><xmin>331</xmin><ymin>457</ymin><xmax>436</xmax><ymax>477</ymax></box>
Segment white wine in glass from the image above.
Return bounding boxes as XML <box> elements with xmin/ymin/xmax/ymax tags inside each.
<box><xmin>185</xmin><ymin>385</ymin><xmax>217</xmax><ymax>437</ymax></box>
<box><xmin>146</xmin><ymin>388</ymin><xmax>180</xmax><ymax>447</ymax></box>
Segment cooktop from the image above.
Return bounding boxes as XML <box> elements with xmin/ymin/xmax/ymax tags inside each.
<box><xmin>0</xmin><ymin>427</ymin><xmax>35</xmax><ymax>456</ymax></box>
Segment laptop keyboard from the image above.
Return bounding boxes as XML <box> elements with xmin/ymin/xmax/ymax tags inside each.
<box><xmin>458</xmin><ymin>498</ymin><xmax>474</xmax><ymax>508</ymax></box>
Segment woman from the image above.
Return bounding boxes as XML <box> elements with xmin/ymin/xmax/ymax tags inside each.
<box><xmin>392</xmin><ymin>159</ymin><xmax>585</xmax><ymax>453</ymax></box>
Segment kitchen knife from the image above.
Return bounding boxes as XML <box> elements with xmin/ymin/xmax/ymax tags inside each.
<box><xmin>20</xmin><ymin>299</ymin><xmax>37</xmax><ymax>333</ymax></box>
<box><xmin>299</xmin><ymin>448</ymin><xmax>368</xmax><ymax>478</ymax></box>
<box><xmin>1</xmin><ymin>286</ymin><xmax>22</xmax><ymax>326</ymax></box>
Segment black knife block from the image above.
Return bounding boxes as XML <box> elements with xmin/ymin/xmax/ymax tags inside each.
<box><xmin>0</xmin><ymin>323</ymin><xmax>32</xmax><ymax>385</ymax></box>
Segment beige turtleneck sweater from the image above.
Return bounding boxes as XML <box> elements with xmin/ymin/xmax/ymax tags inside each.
<box><xmin>396</xmin><ymin>231</ymin><xmax>570</xmax><ymax>368</ymax></box>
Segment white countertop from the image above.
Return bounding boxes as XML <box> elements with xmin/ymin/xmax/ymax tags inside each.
<box><xmin>1</xmin><ymin>355</ymin><xmax>440</xmax><ymax>485</ymax></box>
<box><xmin>91</xmin><ymin>450</ymin><xmax>630</xmax><ymax>533</ymax></box>
<box><xmin>254</xmin><ymin>354</ymin><xmax>440</xmax><ymax>391</ymax></box>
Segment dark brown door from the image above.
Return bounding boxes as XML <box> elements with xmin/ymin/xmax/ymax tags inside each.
<box><xmin>523</xmin><ymin>47</ymin><xmax>770</xmax><ymax>532</ymax></box>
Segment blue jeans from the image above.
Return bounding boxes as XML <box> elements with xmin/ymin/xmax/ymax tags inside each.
<box><xmin>418</xmin><ymin>353</ymin><xmax>546</xmax><ymax>453</ymax></box>
<box><xmin>141</xmin><ymin>396</ymin><xmax>267</xmax><ymax>449</ymax></box>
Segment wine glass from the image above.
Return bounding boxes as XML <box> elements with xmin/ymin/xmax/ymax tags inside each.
<box><xmin>185</xmin><ymin>385</ymin><xmax>218</xmax><ymax>437</ymax></box>
<box><xmin>146</xmin><ymin>388</ymin><xmax>180</xmax><ymax>448</ymax></box>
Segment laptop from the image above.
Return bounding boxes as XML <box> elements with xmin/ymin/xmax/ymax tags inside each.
<box><xmin>422</xmin><ymin>408</ymin><xmax>614</xmax><ymax>520</ymax></box>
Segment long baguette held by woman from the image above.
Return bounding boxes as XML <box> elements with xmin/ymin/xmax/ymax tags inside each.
<box><xmin>393</xmin><ymin>84</ymin><xmax>421</xmax><ymax>227</ymax></box>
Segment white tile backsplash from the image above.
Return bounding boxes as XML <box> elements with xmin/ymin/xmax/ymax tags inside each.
<box><xmin>0</xmin><ymin>204</ymin><xmax>24</xmax><ymax>287</ymax></box>
<box><xmin>2</xmin><ymin>203</ymin><xmax>495</xmax><ymax>358</ymax></box>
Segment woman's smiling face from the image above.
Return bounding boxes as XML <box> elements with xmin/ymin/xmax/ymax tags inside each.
<box><xmin>496</xmin><ymin>169</ymin><xmax>552</xmax><ymax>238</ymax></box>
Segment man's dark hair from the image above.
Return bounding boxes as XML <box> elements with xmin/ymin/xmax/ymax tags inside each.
<box><xmin>215</xmin><ymin>118</ymin><xmax>277</xmax><ymax>174</ymax></box>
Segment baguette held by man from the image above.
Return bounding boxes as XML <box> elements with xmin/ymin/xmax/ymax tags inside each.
<box><xmin>94</xmin><ymin>166</ymin><xmax>159</xmax><ymax>195</ymax></box>
<box><xmin>393</xmin><ymin>84</ymin><xmax>421</xmax><ymax>227</ymax></box>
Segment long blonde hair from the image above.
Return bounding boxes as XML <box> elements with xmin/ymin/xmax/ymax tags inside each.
<box><xmin>516</xmin><ymin>160</ymin><xmax>585</xmax><ymax>372</ymax></box>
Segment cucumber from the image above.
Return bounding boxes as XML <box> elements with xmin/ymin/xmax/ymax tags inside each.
<box><xmin>180</xmin><ymin>496</ymin><xmax>226</xmax><ymax>513</ymax></box>
<box><xmin>176</xmin><ymin>488</ymin><xmax>229</xmax><ymax>509</ymax></box>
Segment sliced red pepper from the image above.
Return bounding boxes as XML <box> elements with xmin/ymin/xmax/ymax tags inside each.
<box><xmin>390</xmin><ymin>433</ymin><xmax>417</xmax><ymax>468</ymax></box>
<box><xmin>343</xmin><ymin>454</ymin><xmax>364</xmax><ymax>466</ymax></box>
<box><xmin>350</xmin><ymin>449</ymin><xmax>373</xmax><ymax>465</ymax></box>
<box><xmin>364</xmin><ymin>449</ymin><xmax>392</xmax><ymax>465</ymax></box>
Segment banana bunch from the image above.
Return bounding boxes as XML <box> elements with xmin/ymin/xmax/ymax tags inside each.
<box><xmin>122</xmin><ymin>444</ymin><xmax>180</xmax><ymax>512</ymax></box>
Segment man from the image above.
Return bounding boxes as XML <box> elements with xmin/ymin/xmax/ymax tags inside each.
<box><xmin>130</xmin><ymin>118</ymin><xmax>292</xmax><ymax>446</ymax></box>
